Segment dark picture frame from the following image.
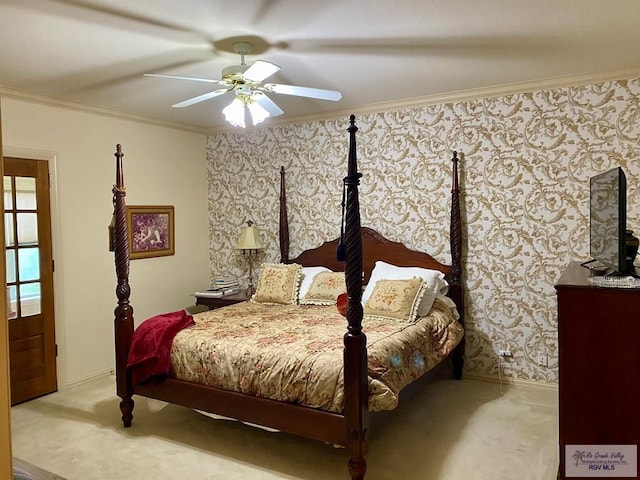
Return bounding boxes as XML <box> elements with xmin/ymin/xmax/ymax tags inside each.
<box><xmin>126</xmin><ymin>205</ymin><xmax>175</xmax><ymax>259</ymax></box>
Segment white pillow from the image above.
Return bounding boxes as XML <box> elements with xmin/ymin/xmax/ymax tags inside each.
<box><xmin>298</xmin><ymin>266</ymin><xmax>331</xmax><ymax>300</ymax></box>
<box><xmin>436</xmin><ymin>293</ymin><xmax>460</xmax><ymax>320</ymax></box>
<box><xmin>362</xmin><ymin>260</ymin><xmax>448</xmax><ymax>317</ymax></box>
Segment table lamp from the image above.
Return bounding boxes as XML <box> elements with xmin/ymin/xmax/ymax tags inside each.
<box><xmin>235</xmin><ymin>221</ymin><xmax>264</xmax><ymax>296</ymax></box>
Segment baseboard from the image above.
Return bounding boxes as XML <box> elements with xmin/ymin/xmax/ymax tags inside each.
<box><xmin>66</xmin><ymin>369</ymin><xmax>556</xmax><ymax>392</ymax></box>
<box><xmin>65</xmin><ymin>368</ymin><xmax>114</xmax><ymax>389</ymax></box>
<box><xmin>463</xmin><ymin>372</ymin><xmax>558</xmax><ymax>391</ymax></box>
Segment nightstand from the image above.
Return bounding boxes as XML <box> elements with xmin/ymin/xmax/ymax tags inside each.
<box><xmin>194</xmin><ymin>292</ymin><xmax>249</xmax><ymax>310</ymax></box>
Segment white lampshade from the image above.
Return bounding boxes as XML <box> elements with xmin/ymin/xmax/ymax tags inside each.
<box><xmin>247</xmin><ymin>101</ymin><xmax>269</xmax><ymax>126</ymax></box>
<box><xmin>223</xmin><ymin>98</ymin><xmax>246</xmax><ymax>128</ymax></box>
<box><xmin>236</xmin><ymin>221</ymin><xmax>263</xmax><ymax>250</ymax></box>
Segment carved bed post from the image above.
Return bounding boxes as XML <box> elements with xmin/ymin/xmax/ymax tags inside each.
<box><xmin>279</xmin><ymin>166</ymin><xmax>290</xmax><ymax>263</ymax></box>
<box><xmin>112</xmin><ymin>144</ymin><xmax>135</xmax><ymax>426</ymax></box>
<box><xmin>343</xmin><ymin>115</ymin><xmax>368</xmax><ymax>480</ymax></box>
<box><xmin>449</xmin><ymin>151</ymin><xmax>465</xmax><ymax>379</ymax></box>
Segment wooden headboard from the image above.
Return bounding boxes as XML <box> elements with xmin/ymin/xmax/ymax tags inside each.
<box><xmin>289</xmin><ymin>226</ymin><xmax>452</xmax><ymax>286</ymax></box>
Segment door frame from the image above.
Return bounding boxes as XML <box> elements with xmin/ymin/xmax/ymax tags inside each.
<box><xmin>0</xmin><ymin>100</ymin><xmax>12</xmax><ymax>480</ymax></box>
<box><xmin>3</xmin><ymin>146</ymin><xmax>66</xmax><ymax>390</ymax></box>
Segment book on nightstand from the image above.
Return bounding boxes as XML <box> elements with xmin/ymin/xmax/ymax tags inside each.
<box><xmin>194</xmin><ymin>288</ymin><xmax>242</xmax><ymax>298</ymax></box>
<box><xmin>212</xmin><ymin>275</ymin><xmax>239</xmax><ymax>287</ymax></box>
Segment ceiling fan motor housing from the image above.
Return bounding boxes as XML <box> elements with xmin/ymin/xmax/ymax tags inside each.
<box><xmin>222</xmin><ymin>64</ymin><xmax>250</xmax><ymax>82</ymax></box>
<box><xmin>222</xmin><ymin>41</ymin><xmax>254</xmax><ymax>81</ymax></box>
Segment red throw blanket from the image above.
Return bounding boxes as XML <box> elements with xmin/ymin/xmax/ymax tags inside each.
<box><xmin>126</xmin><ymin>310</ymin><xmax>194</xmax><ymax>385</ymax></box>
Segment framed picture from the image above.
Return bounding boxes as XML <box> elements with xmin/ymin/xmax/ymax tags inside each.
<box><xmin>126</xmin><ymin>205</ymin><xmax>175</xmax><ymax>259</ymax></box>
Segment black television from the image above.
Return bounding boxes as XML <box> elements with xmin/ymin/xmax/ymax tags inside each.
<box><xmin>588</xmin><ymin>166</ymin><xmax>629</xmax><ymax>275</ymax></box>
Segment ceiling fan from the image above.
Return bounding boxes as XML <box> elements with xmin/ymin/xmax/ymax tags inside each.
<box><xmin>145</xmin><ymin>41</ymin><xmax>342</xmax><ymax>128</ymax></box>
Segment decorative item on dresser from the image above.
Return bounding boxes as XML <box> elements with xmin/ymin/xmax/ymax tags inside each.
<box><xmin>110</xmin><ymin>116</ymin><xmax>465</xmax><ymax>480</ymax></box>
<box><xmin>235</xmin><ymin>220</ymin><xmax>264</xmax><ymax>296</ymax></box>
<box><xmin>555</xmin><ymin>261</ymin><xmax>640</xmax><ymax>479</ymax></box>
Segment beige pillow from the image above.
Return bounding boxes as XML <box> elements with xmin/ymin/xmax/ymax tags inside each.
<box><xmin>300</xmin><ymin>271</ymin><xmax>346</xmax><ymax>305</ymax></box>
<box><xmin>252</xmin><ymin>263</ymin><xmax>303</xmax><ymax>305</ymax></box>
<box><xmin>361</xmin><ymin>261</ymin><xmax>448</xmax><ymax>317</ymax></box>
<box><xmin>363</xmin><ymin>277</ymin><xmax>426</xmax><ymax>322</ymax></box>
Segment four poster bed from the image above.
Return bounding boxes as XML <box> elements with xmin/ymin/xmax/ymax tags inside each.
<box><xmin>111</xmin><ymin>115</ymin><xmax>465</xmax><ymax>480</ymax></box>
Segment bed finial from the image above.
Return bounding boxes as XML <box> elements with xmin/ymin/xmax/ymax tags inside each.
<box><xmin>451</xmin><ymin>151</ymin><xmax>459</xmax><ymax>193</ymax></box>
<box><xmin>114</xmin><ymin>144</ymin><xmax>125</xmax><ymax>190</ymax></box>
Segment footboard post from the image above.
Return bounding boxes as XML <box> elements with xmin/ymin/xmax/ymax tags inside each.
<box><xmin>112</xmin><ymin>144</ymin><xmax>135</xmax><ymax>426</ymax></box>
<box><xmin>343</xmin><ymin>115</ymin><xmax>368</xmax><ymax>480</ymax></box>
<box><xmin>449</xmin><ymin>151</ymin><xmax>464</xmax><ymax>380</ymax></box>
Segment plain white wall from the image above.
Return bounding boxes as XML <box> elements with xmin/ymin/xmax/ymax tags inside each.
<box><xmin>1</xmin><ymin>97</ymin><xmax>210</xmax><ymax>387</ymax></box>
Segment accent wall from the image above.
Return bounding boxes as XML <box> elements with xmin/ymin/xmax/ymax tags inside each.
<box><xmin>206</xmin><ymin>77</ymin><xmax>640</xmax><ymax>384</ymax></box>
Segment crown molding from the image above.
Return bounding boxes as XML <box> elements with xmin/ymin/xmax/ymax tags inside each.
<box><xmin>4</xmin><ymin>67</ymin><xmax>640</xmax><ymax>136</ymax></box>
<box><xmin>372</xmin><ymin>66</ymin><xmax>640</xmax><ymax>109</ymax></box>
<box><xmin>0</xmin><ymin>86</ymin><xmax>208</xmax><ymax>135</ymax></box>
<box><xmin>206</xmin><ymin>67</ymin><xmax>640</xmax><ymax>134</ymax></box>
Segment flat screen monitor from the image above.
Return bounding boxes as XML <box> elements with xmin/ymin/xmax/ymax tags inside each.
<box><xmin>589</xmin><ymin>167</ymin><xmax>627</xmax><ymax>274</ymax></box>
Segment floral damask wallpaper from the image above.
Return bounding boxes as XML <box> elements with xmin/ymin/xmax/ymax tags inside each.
<box><xmin>206</xmin><ymin>77</ymin><xmax>640</xmax><ymax>384</ymax></box>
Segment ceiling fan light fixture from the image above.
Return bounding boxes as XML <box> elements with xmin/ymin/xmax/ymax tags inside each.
<box><xmin>224</xmin><ymin>85</ymin><xmax>273</xmax><ymax>128</ymax></box>
<box><xmin>147</xmin><ymin>40</ymin><xmax>341</xmax><ymax>127</ymax></box>
<box><xmin>223</xmin><ymin>98</ymin><xmax>246</xmax><ymax>128</ymax></box>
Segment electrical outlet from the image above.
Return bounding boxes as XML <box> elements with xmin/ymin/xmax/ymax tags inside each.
<box><xmin>537</xmin><ymin>354</ymin><xmax>548</xmax><ymax>367</ymax></box>
<box><xmin>499</xmin><ymin>349</ymin><xmax>512</xmax><ymax>357</ymax></box>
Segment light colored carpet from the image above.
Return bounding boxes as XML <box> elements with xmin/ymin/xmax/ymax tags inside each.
<box><xmin>11</xmin><ymin>374</ymin><xmax>558</xmax><ymax>480</ymax></box>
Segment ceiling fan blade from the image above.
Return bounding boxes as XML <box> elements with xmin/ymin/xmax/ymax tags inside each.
<box><xmin>263</xmin><ymin>83</ymin><xmax>342</xmax><ymax>101</ymax></box>
<box><xmin>243</xmin><ymin>60</ymin><xmax>281</xmax><ymax>83</ymax></box>
<box><xmin>145</xmin><ymin>73</ymin><xmax>227</xmax><ymax>86</ymax></box>
<box><xmin>172</xmin><ymin>88</ymin><xmax>231</xmax><ymax>108</ymax></box>
<box><xmin>252</xmin><ymin>92</ymin><xmax>284</xmax><ymax>117</ymax></box>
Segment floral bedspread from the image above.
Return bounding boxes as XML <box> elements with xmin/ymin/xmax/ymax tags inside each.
<box><xmin>170</xmin><ymin>296</ymin><xmax>463</xmax><ymax>413</ymax></box>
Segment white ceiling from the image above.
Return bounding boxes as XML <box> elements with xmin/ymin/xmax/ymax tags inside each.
<box><xmin>1</xmin><ymin>0</ymin><xmax>640</xmax><ymax>133</ymax></box>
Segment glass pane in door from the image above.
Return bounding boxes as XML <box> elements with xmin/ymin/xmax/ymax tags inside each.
<box><xmin>7</xmin><ymin>285</ymin><xmax>17</xmax><ymax>320</ymax></box>
<box><xmin>5</xmin><ymin>212</ymin><xmax>15</xmax><ymax>247</ymax></box>
<box><xmin>5</xmin><ymin>250</ymin><xmax>16</xmax><ymax>283</ymax></box>
<box><xmin>15</xmin><ymin>176</ymin><xmax>37</xmax><ymax>209</ymax></box>
<box><xmin>20</xmin><ymin>282</ymin><xmax>41</xmax><ymax>316</ymax></box>
<box><xmin>18</xmin><ymin>247</ymin><xmax>40</xmax><ymax>282</ymax></box>
<box><xmin>17</xmin><ymin>213</ymin><xmax>38</xmax><ymax>245</ymax></box>
<box><xmin>3</xmin><ymin>176</ymin><xmax>13</xmax><ymax>209</ymax></box>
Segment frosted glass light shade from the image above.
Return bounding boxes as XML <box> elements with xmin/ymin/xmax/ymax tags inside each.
<box><xmin>247</xmin><ymin>101</ymin><xmax>269</xmax><ymax>126</ymax></box>
<box><xmin>223</xmin><ymin>98</ymin><xmax>246</xmax><ymax>128</ymax></box>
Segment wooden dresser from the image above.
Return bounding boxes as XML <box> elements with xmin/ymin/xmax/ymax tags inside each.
<box><xmin>555</xmin><ymin>261</ymin><xmax>640</xmax><ymax>479</ymax></box>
